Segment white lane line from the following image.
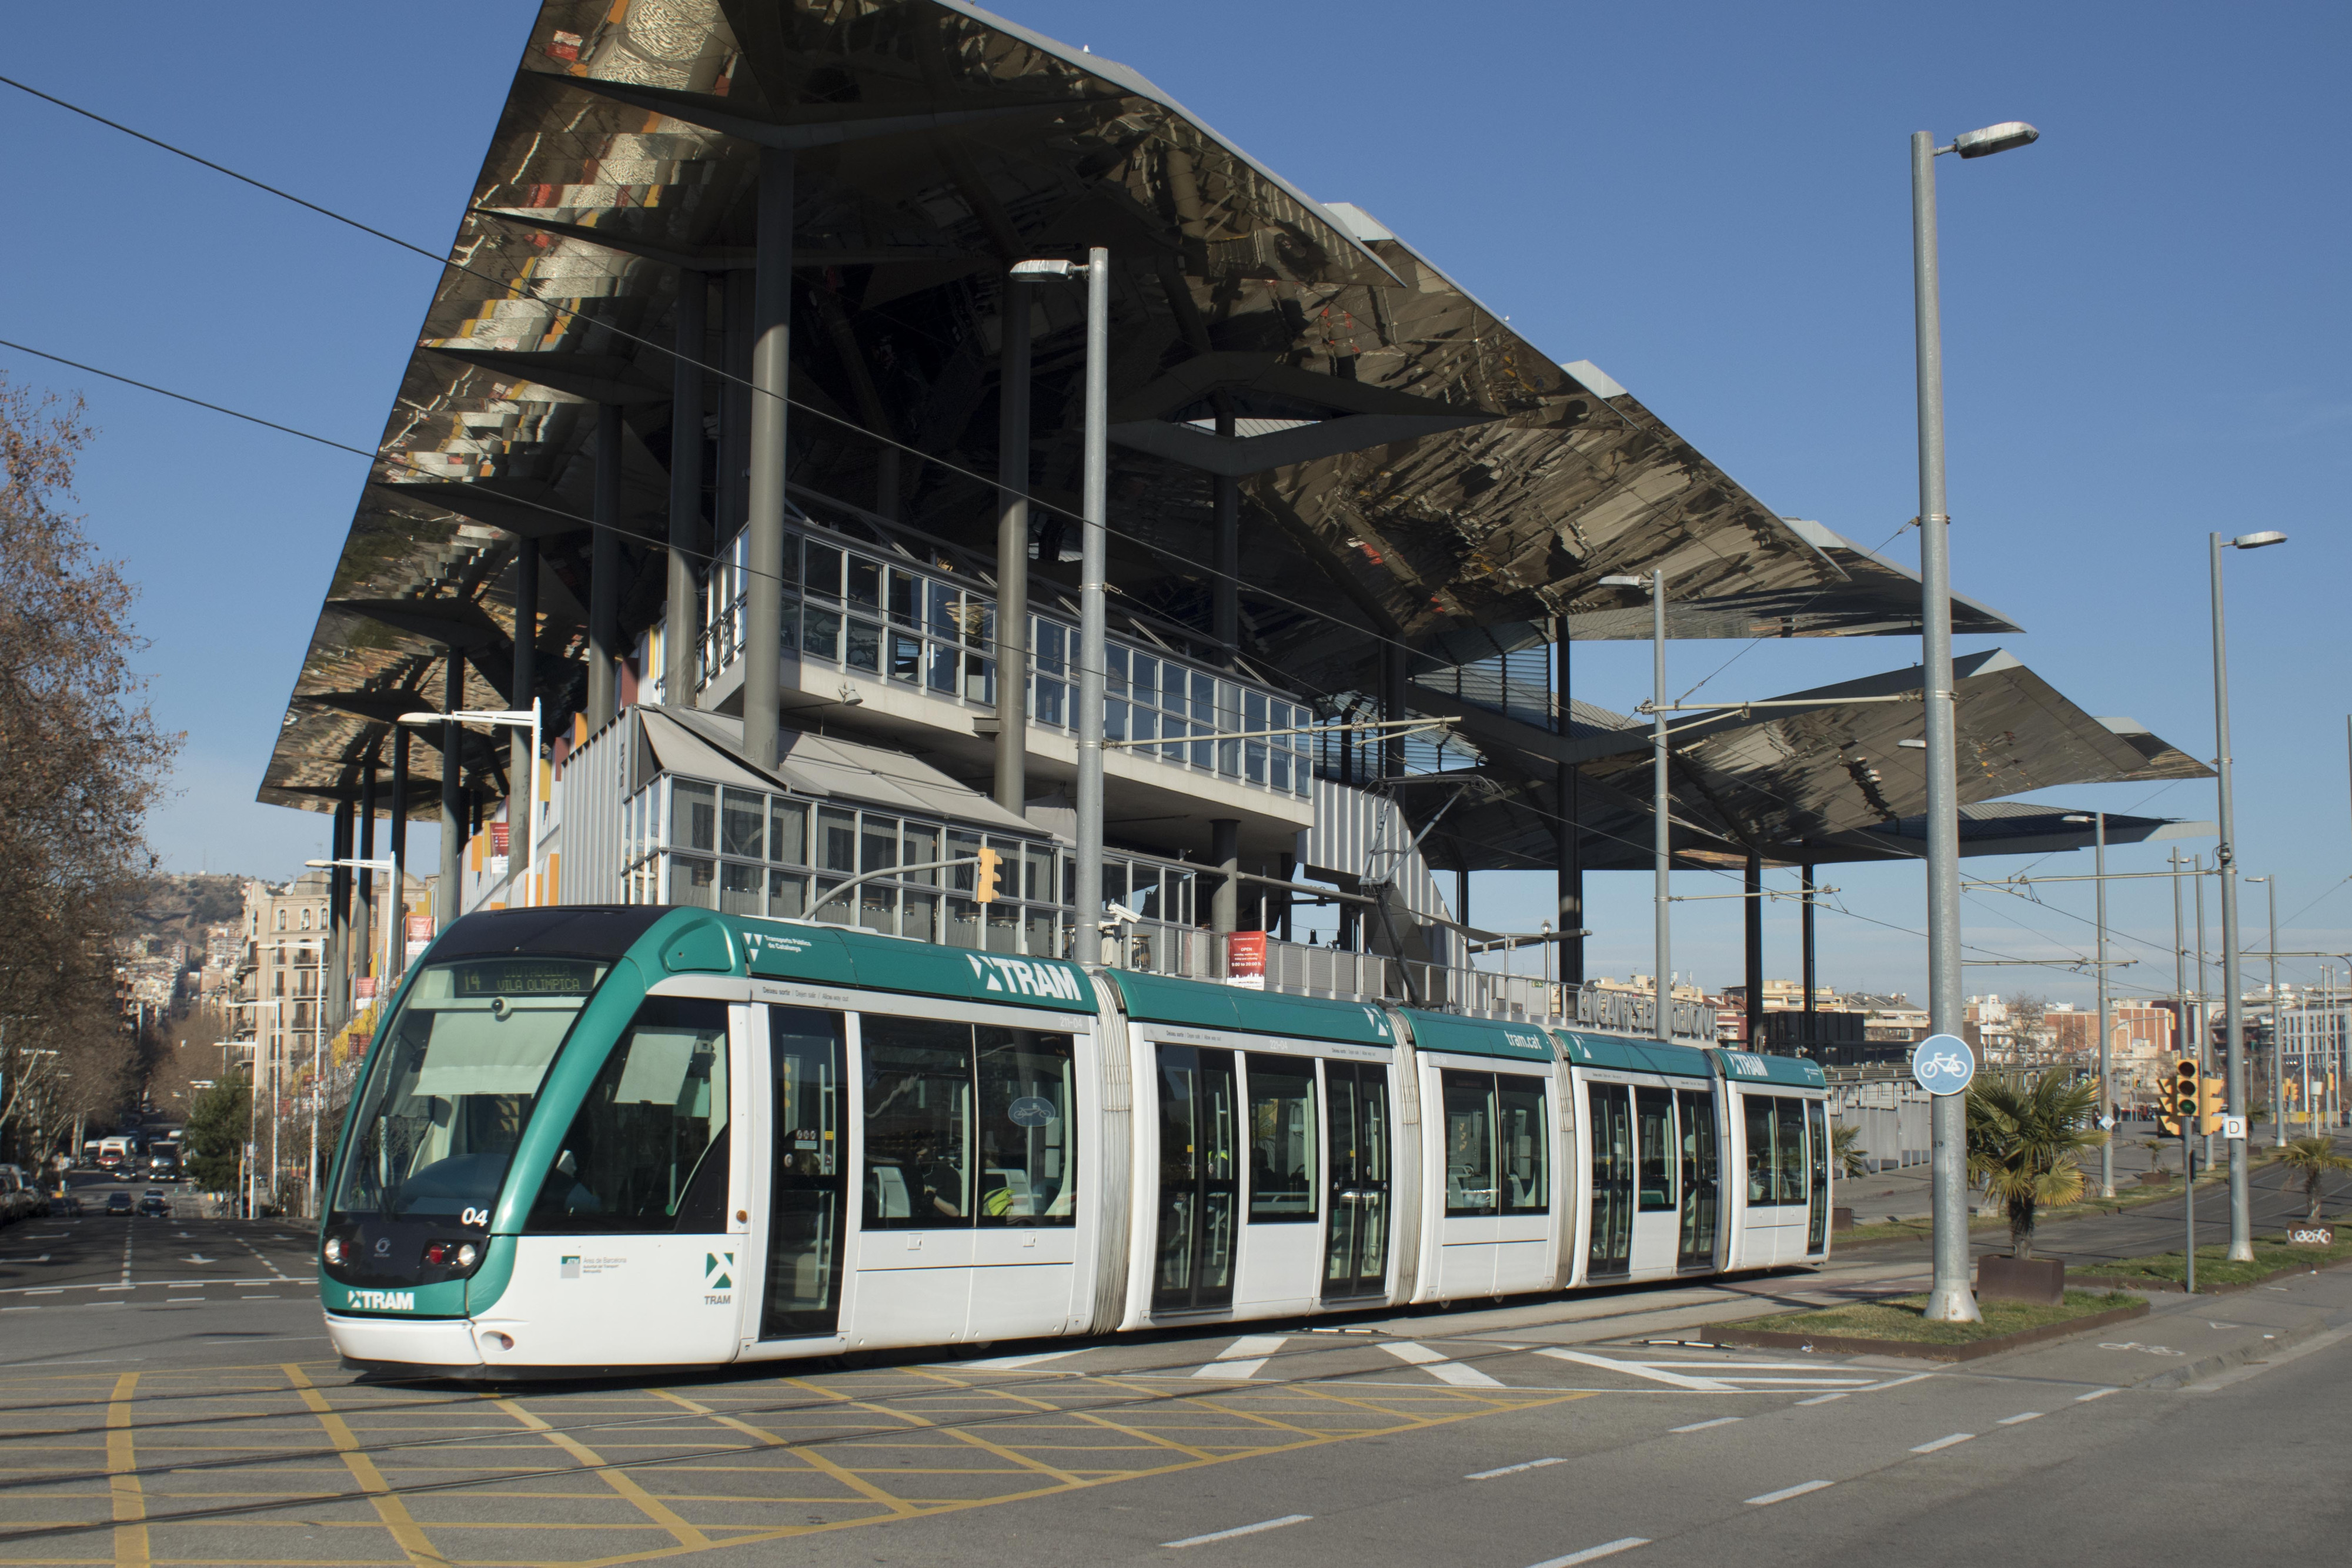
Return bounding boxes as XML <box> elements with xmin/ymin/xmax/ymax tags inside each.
<box><xmin>1536</xmin><ymin>1349</ymin><xmax>1732</xmax><ymax>1392</ymax></box>
<box><xmin>1746</xmin><ymin>1480</ymin><xmax>1834</xmax><ymax>1506</ymax></box>
<box><xmin>1528</xmin><ymin>1539</ymin><xmax>1651</xmax><ymax>1567</ymax></box>
<box><xmin>1641</xmin><ymin>1360</ymin><xmax>1844</xmax><ymax>1369</ymax></box>
<box><xmin>953</xmin><ymin>1350</ymin><xmax>1081</xmax><ymax>1370</ymax></box>
<box><xmin>1795</xmin><ymin>1393</ymin><xmax>1847</xmax><ymax>1406</ymax></box>
<box><xmin>1709</xmin><ymin>1377</ymin><xmax>1874</xmax><ymax>1387</ymax></box>
<box><xmin>1468</xmin><ymin>1456</ymin><xmax>1567</xmax><ymax>1480</ymax></box>
<box><xmin>1162</xmin><ymin>1514</ymin><xmax>1312</xmax><ymax>1549</ymax></box>
<box><xmin>1857</xmin><ymin>1372</ymin><xmax>1935</xmax><ymax>1392</ymax></box>
<box><xmin>2076</xmin><ymin>1387</ymin><xmax>2119</xmax><ymax>1402</ymax></box>
<box><xmin>1911</xmin><ymin>1432</ymin><xmax>1975</xmax><ymax>1453</ymax></box>
<box><xmin>1996</xmin><ymin>1411</ymin><xmax>2043</xmax><ymax>1425</ymax></box>
<box><xmin>1382</xmin><ymin>1342</ymin><xmax>1504</xmax><ymax>1386</ymax></box>
<box><xmin>1670</xmin><ymin>1416</ymin><xmax>1742</xmax><ymax>1433</ymax></box>
<box><xmin>1220</xmin><ymin>1335</ymin><xmax>1288</xmax><ymax>1360</ymax></box>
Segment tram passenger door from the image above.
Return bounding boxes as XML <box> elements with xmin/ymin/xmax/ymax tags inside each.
<box><xmin>760</xmin><ymin>1007</ymin><xmax>846</xmax><ymax>1338</ymax></box>
<box><xmin>1152</xmin><ymin>1045</ymin><xmax>1237</xmax><ymax>1314</ymax></box>
<box><xmin>1627</xmin><ymin>1085</ymin><xmax>1681</xmax><ymax>1273</ymax></box>
<box><xmin>1806</xmin><ymin>1100</ymin><xmax>1830</xmax><ymax>1253</ymax></box>
<box><xmin>1585</xmin><ymin>1083</ymin><xmax>1633</xmax><ymax>1279</ymax></box>
<box><xmin>1675</xmin><ymin>1088</ymin><xmax>1719</xmax><ymax>1271</ymax></box>
<box><xmin>1322</xmin><ymin>1062</ymin><xmax>1391</xmax><ymax>1302</ymax></box>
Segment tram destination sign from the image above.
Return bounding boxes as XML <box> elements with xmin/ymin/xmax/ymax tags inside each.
<box><xmin>1911</xmin><ymin>1032</ymin><xmax>1976</xmax><ymax>1095</ymax></box>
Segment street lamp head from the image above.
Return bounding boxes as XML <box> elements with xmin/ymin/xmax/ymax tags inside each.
<box><xmin>2227</xmin><ymin>530</ymin><xmax>2287</xmax><ymax>550</ymax></box>
<box><xmin>1010</xmin><ymin>258</ymin><xmax>1086</xmax><ymax>280</ymax></box>
<box><xmin>1950</xmin><ymin>121</ymin><xmax>2039</xmax><ymax>159</ymax></box>
<box><xmin>1598</xmin><ymin>574</ymin><xmax>1645</xmax><ymax>588</ymax></box>
<box><xmin>2062</xmin><ymin>814</ymin><xmax>2093</xmax><ymax>824</ymax></box>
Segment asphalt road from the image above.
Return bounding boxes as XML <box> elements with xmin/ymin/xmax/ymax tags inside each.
<box><xmin>4</xmin><ymin>1191</ymin><xmax>2347</xmax><ymax>1568</ymax></box>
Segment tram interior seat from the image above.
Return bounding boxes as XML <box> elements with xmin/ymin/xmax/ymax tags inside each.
<box><xmin>870</xmin><ymin>1166</ymin><xmax>910</xmax><ymax>1219</ymax></box>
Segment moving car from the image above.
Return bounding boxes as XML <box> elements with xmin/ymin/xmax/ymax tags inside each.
<box><xmin>138</xmin><ymin>1191</ymin><xmax>171</xmax><ymax>1218</ymax></box>
<box><xmin>105</xmin><ymin>1192</ymin><xmax>134</xmax><ymax>1216</ymax></box>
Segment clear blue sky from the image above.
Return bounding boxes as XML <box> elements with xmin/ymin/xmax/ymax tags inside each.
<box><xmin>2</xmin><ymin>1</ymin><xmax>2343</xmax><ymax>1009</ymax></box>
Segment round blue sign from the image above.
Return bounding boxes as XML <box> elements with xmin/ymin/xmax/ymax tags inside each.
<box><xmin>1007</xmin><ymin>1095</ymin><xmax>1058</xmax><ymax>1127</ymax></box>
<box><xmin>1911</xmin><ymin>1032</ymin><xmax>1976</xmax><ymax>1095</ymax></box>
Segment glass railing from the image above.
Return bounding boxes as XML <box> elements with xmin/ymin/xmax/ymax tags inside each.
<box><xmin>693</xmin><ymin>523</ymin><xmax>1314</xmax><ymax>798</ymax></box>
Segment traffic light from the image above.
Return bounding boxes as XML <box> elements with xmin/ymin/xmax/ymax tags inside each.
<box><xmin>2159</xmin><ymin>1058</ymin><xmax>2199</xmax><ymax>1135</ymax></box>
<box><xmin>2199</xmin><ymin>1075</ymin><xmax>2227</xmax><ymax>1135</ymax></box>
<box><xmin>973</xmin><ymin>846</ymin><xmax>1003</xmax><ymax>905</ymax></box>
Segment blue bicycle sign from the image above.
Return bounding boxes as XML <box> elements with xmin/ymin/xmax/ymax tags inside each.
<box><xmin>1911</xmin><ymin>1032</ymin><xmax>1976</xmax><ymax>1095</ymax></box>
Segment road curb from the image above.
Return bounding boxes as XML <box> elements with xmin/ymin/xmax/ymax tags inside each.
<box><xmin>2137</xmin><ymin>1304</ymin><xmax>2352</xmax><ymax>1391</ymax></box>
<box><xmin>1710</xmin><ymin>1299</ymin><xmax>2149</xmax><ymax>1363</ymax></box>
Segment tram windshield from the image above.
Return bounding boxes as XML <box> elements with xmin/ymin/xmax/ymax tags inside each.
<box><xmin>330</xmin><ymin>957</ymin><xmax>609</xmax><ymax>1225</ymax></box>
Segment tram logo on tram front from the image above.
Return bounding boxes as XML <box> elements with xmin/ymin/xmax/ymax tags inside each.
<box><xmin>705</xmin><ymin>1251</ymin><xmax>735</xmax><ymax>1304</ymax></box>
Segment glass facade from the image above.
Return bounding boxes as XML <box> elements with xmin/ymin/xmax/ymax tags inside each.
<box><xmin>614</xmin><ymin>771</ymin><xmax>1190</xmax><ymax>960</ymax></box>
<box><xmin>697</xmin><ymin>523</ymin><xmax>1314</xmax><ymax>800</ymax></box>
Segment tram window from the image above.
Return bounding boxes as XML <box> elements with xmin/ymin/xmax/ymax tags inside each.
<box><xmin>1774</xmin><ymin>1098</ymin><xmax>1808</xmax><ymax>1206</ymax></box>
<box><xmin>1635</xmin><ymin>1086</ymin><xmax>1675</xmax><ymax>1209</ymax></box>
<box><xmin>1442</xmin><ymin>1072</ymin><xmax>1496</xmax><ymax>1215</ymax></box>
<box><xmin>1744</xmin><ymin>1095</ymin><xmax>1775</xmax><ymax>1203</ymax></box>
<box><xmin>974</xmin><ymin>1028</ymin><xmax>1077</xmax><ymax>1226</ymax></box>
<box><xmin>862</xmin><ymin>1017</ymin><xmax>974</xmax><ymax>1228</ymax></box>
<box><xmin>1244</xmin><ymin>1056</ymin><xmax>1316</xmax><ymax>1221</ymax></box>
<box><xmin>526</xmin><ymin>997</ymin><xmax>730</xmax><ymax>1233</ymax></box>
<box><xmin>674</xmin><ymin>781</ymin><xmax>716</xmax><ymax>852</ymax></box>
<box><xmin>1496</xmin><ymin>1075</ymin><xmax>1548</xmax><ymax>1213</ymax></box>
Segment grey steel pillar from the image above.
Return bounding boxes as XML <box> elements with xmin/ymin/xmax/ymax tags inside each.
<box><xmin>1382</xmin><ymin>643</ymin><xmax>1406</xmax><ymax>781</ymax></box>
<box><xmin>389</xmin><ymin>729</ymin><xmax>409</xmax><ymax>963</ymax></box>
<box><xmin>2210</xmin><ymin>534</ymin><xmax>2252</xmax><ymax>1261</ymax></box>
<box><xmin>356</xmin><ymin>763</ymin><xmax>375</xmax><ymax>995</ymax></box>
<box><xmin>667</xmin><ymin>273</ymin><xmax>705</xmax><ymax>706</ymax></box>
<box><xmin>512</xmin><ymin>536</ymin><xmax>537</xmax><ymax>787</ymax></box>
<box><xmin>1213</xmin><ymin>403</ymin><xmax>1239</xmax><ymax>661</ymax></box>
<box><xmin>586</xmin><ymin>400</ymin><xmax>623</xmax><ymax>731</ymax></box>
<box><xmin>2194</xmin><ymin>855</ymin><xmax>2210</xmax><ymax>1165</ymax></box>
<box><xmin>1801</xmin><ymin>860</ymin><xmax>1818</xmax><ymax>1051</ymax></box>
<box><xmin>994</xmin><ymin>278</ymin><xmax>1032</xmax><ymax>815</ymax></box>
<box><xmin>438</xmin><ymin>654</ymin><xmax>463</xmax><ymax>933</ymax></box>
<box><xmin>2268</xmin><ymin>876</ymin><xmax>2283</xmax><ymax>1146</ymax></box>
<box><xmin>719</xmin><ymin>272</ymin><xmax>752</xmax><ymax>540</ymax></box>
<box><xmin>1073</xmin><ymin>248</ymin><xmax>1111</xmax><ymax>952</ymax></box>
<box><xmin>1555</xmin><ymin>616</ymin><xmax>1583</xmax><ymax>985</ymax></box>
<box><xmin>2096</xmin><ymin>813</ymin><xmax>2114</xmax><ymax>1196</ymax></box>
<box><xmin>1912</xmin><ymin>129</ymin><xmax>1979</xmax><ymax>1322</ymax></box>
<box><xmin>742</xmin><ymin>147</ymin><xmax>794</xmax><ymax>767</ymax></box>
<box><xmin>1211</xmin><ymin>819</ymin><xmax>1241</xmax><ymax>937</ymax></box>
<box><xmin>1744</xmin><ymin>850</ymin><xmax>1765</xmax><ymax>1049</ymax></box>
<box><xmin>1650</xmin><ymin>567</ymin><xmax>1671</xmax><ymax>1043</ymax></box>
<box><xmin>328</xmin><ymin>799</ymin><xmax>352</xmax><ymax>1025</ymax></box>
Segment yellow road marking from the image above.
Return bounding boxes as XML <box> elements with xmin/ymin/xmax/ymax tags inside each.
<box><xmin>493</xmin><ymin>1399</ymin><xmax>712</xmax><ymax>1550</ymax></box>
<box><xmin>105</xmin><ymin>1373</ymin><xmax>148</xmax><ymax>1568</ymax></box>
<box><xmin>282</xmin><ymin>1363</ymin><xmax>446</xmax><ymax>1568</ymax></box>
<box><xmin>649</xmin><ymin>1390</ymin><xmax>915</xmax><ymax>1519</ymax></box>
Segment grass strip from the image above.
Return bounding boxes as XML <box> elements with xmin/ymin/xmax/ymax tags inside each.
<box><xmin>1730</xmin><ymin>1289</ymin><xmax>2140</xmax><ymax>1346</ymax></box>
<box><xmin>2079</xmin><ymin>1229</ymin><xmax>2352</xmax><ymax>1288</ymax></box>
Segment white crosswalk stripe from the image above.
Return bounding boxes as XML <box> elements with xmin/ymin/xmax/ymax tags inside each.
<box><xmin>1381</xmin><ymin>1341</ymin><xmax>1503</xmax><ymax>1386</ymax></box>
<box><xmin>1191</xmin><ymin>1335</ymin><xmax>1287</xmax><ymax>1379</ymax></box>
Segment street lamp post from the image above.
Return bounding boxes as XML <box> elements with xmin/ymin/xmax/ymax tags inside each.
<box><xmin>1009</xmin><ymin>250</ymin><xmax>1108</xmax><ymax>957</ymax></box>
<box><xmin>1602</xmin><ymin>571</ymin><xmax>1671</xmax><ymax>1040</ymax></box>
<box><xmin>2211</xmin><ymin>529</ymin><xmax>2286</xmax><ymax>1261</ymax></box>
<box><xmin>1913</xmin><ymin>118</ymin><xmax>2037</xmax><ymax>1323</ymax></box>
<box><xmin>2064</xmin><ymin>812</ymin><xmax>2117</xmax><ymax>1196</ymax></box>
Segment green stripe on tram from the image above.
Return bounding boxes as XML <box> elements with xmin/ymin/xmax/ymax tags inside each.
<box><xmin>1551</xmin><ymin>1029</ymin><xmax>1717</xmax><ymax>1079</ymax></box>
<box><xmin>1399</xmin><ymin>1009</ymin><xmax>1554</xmax><ymax>1064</ymax></box>
<box><xmin>1107</xmin><ymin>969</ymin><xmax>1395</xmax><ymax>1045</ymax></box>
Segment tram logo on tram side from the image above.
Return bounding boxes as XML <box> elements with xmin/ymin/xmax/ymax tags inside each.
<box><xmin>965</xmin><ymin>954</ymin><xmax>1087</xmax><ymax>1003</ymax></box>
<box><xmin>1723</xmin><ymin>1052</ymin><xmax>1770</xmax><ymax>1078</ymax></box>
<box><xmin>704</xmin><ymin>1251</ymin><xmax>734</xmax><ymax>1305</ymax></box>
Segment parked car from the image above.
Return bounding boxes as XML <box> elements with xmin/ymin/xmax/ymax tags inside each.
<box><xmin>52</xmin><ymin>1193</ymin><xmax>83</xmax><ymax>1216</ymax></box>
<box><xmin>105</xmin><ymin>1192</ymin><xmax>133</xmax><ymax>1216</ymax></box>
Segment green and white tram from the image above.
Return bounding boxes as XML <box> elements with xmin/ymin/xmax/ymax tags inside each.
<box><xmin>319</xmin><ymin>906</ymin><xmax>1829</xmax><ymax>1376</ymax></box>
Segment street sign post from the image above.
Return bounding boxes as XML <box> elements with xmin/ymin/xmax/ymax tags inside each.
<box><xmin>1910</xmin><ymin>1032</ymin><xmax>1976</xmax><ymax>1096</ymax></box>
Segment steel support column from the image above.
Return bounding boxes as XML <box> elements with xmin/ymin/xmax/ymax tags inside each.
<box><xmin>512</xmin><ymin>536</ymin><xmax>538</xmax><ymax>787</ymax></box>
<box><xmin>1213</xmin><ymin>402</ymin><xmax>1239</xmax><ymax>663</ymax></box>
<box><xmin>742</xmin><ymin>147</ymin><xmax>795</xmax><ymax>767</ymax></box>
<box><xmin>1211</xmin><ymin>819</ymin><xmax>1241</xmax><ymax>938</ymax></box>
<box><xmin>667</xmin><ymin>274</ymin><xmax>705</xmax><ymax>706</ymax></box>
<box><xmin>1555</xmin><ymin>617</ymin><xmax>1583</xmax><ymax>986</ymax></box>
<box><xmin>1073</xmin><ymin>249</ymin><xmax>1111</xmax><ymax>955</ymax></box>
<box><xmin>438</xmin><ymin>654</ymin><xmax>463</xmax><ymax>932</ymax></box>
<box><xmin>389</xmin><ymin>730</ymin><xmax>409</xmax><ymax>957</ymax></box>
<box><xmin>1745</xmin><ymin>851</ymin><xmax>1765</xmax><ymax>1049</ymax></box>
<box><xmin>586</xmin><ymin>402</ymin><xmax>623</xmax><ymax>731</ymax></box>
<box><xmin>993</xmin><ymin>278</ymin><xmax>1032</xmax><ymax>815</ymax></box>
<box><xmin>328</xmin><ymin>799</ymin><xmax>352</xmax><ymax>1026</ymax></box>
<box><xmin>1801</xmin><ymin>860</ymin><xmax>1818</xmax><ymax>1052</ymax></box>
<box><xmin>356</xmin><ymin>763</ymin><xmax>376</xmax><ymax>995</ymax></box>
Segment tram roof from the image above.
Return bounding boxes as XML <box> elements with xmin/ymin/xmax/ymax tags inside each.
<box><xmin>1107</xmin><ymin>970</ymin><xmax>1396</xmax><ymax>1047</ymax></box>
<box><xmin>1553</xmin><ymin>1031</ymin><xmax>1728</xmax><ymax>1082</ymax></box>
<box><xmin>1398</xmin><ymin>1009</ymin><xmax>1555</xmax><ymax>1066</ymax></box>
<box><xmin>258</xmin><ymin>0</ymin><xmax>2016</xmax><ymax>818</ymax></box>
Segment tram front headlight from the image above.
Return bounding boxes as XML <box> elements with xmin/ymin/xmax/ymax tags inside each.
<box><xmin>322</xmin><ymin>1237</ymin><xmax>344</xmax><ymax>1266</ymax></box>
<box><xmin>456</xmin><ymin>1243</ymin><xmax>478</xmax><ymax>1268</ymax></box>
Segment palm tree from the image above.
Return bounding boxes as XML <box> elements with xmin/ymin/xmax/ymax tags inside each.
<box><xmin>1966</xmin><ymin>1071</ymin><xmax>2107</xmax><ymax>1260</ymax></box>
<box><xmin>2270</xmin><ymin>1137</ymin><xmax>2352</xmax><ymax>1223</ymax></box>
<box><xmin>1830</xmin><ymin>1122</ymin><xmax>1869</xmax><ymax>1179</ymax></box>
